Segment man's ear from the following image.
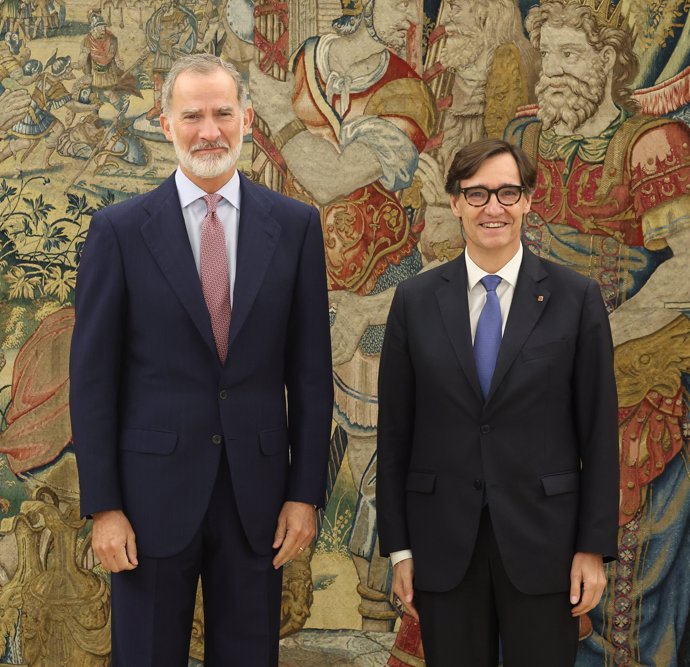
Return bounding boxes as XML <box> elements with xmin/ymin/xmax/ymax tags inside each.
<box><xmin>600</xmin><ymin>46</ymin><xmax>616</xmax><ymax>76</ymax></box>
<box><xmin>159</xmin><ymin>113</ymin><xmax>173</xmax><ymax>142</ymax></box>
<box><xmin>449</xmin><ymin>194</ymin><xmax>463</xmax><ymax>218</ymax></box>
<box><xmin>242</xmin><ymin>106</ymin><xmax>255</xmax><ymax>136</ymax></box>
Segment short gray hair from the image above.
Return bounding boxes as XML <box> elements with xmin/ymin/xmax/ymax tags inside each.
<box><xmin>161</xmin><ymin>54</ymin><xmax>248</xmax><ymax>114</ymax></box>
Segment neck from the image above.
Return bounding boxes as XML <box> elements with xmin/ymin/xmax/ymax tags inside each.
<box><xmin>466</xmin><ymin>243</ymin><xmax>519</xmax><ymax>274</ymax></box>
<box><xmin>343</xmin><ymin>26</ymin><xmax>384</xmax><ymax>61</ymax></box>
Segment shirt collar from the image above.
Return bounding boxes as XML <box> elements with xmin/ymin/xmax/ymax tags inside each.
<box><xmin>174</xmin><ymin>167</ymin><xmax>241</xmax><ymax>210</ymax></box>
<box><xmin>465</xmin><ymin>243</ymin><xmax>523</xmax><ymax>291</ymax></box>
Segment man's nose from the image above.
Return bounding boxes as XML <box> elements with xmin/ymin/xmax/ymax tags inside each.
<box><xmin>541</xmin><ymin>53</ymin><xmax>562</xmax><ymax>77</ymax></box>
<box><xmin>484</xmin><ymin>193</ymin><xmax>504</xmax><ymax>214</ymax></box>
<box><xmin>198</xmin><ymin>117</ymin><xmax>221</xmax><ymax>141</ymax></box>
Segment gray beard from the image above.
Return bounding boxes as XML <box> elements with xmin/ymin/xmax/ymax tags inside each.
<box><xmin>174</xmin><ymin>140</ymin><xmax>242</xmax><ymax>180</ymax></box>
<box><xmin>440</xmin><ymin>35</ymin><xmax>485</xmax><ymax>72</ymax></box>
<box><xmin>536</xmin><ymin>67</ymin><xmax>607</xmax><ymax>132</ymax></box>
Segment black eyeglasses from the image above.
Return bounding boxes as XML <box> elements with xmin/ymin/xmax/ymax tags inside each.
<box><xmin>457</xmin><ymin>185</ymin><xmax>525</xmax><ymax>207</ymax></box>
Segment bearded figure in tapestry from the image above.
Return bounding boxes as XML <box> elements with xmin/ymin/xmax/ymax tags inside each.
<box><xmin>504</xmin><ymin>2</ymin><xmax>690</xmax><ymax>665</ymax></box>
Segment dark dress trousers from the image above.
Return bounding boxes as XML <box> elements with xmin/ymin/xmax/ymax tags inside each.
<box><xmin>376</xmin><ymin>247</ymin><xmax>619</xmax><ymax>662</ymax></box>
<box><xmin>70</xmin><ymin>172</ymin><xmax>333</xmax><ymax>665</ymax></box>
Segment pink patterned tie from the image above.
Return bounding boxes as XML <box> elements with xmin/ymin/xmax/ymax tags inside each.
<box><xmin>200</xmin><ymin>193</ymin><xmax>231</xmax><ymax>364</ymax></box>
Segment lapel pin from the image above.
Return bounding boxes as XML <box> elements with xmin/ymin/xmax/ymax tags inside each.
<box><xmin>537</xmin><ymin>295</ymin><xmax>544</xmax><ymax>302</ymax></box>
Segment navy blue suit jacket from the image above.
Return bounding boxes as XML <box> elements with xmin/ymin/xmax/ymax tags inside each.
<box><xmin>70</xmin><ymin>172</ymin><xmax>333</xmax><ymax>558</ymax></box>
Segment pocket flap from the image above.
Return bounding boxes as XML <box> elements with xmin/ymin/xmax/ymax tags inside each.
<box><xmin>406</xmin><ymin>471</ymin><xmax>436</xmax><ymax>494</ymax></box>
<box><xmin>119</xmin><ymin>428</ymin><xmax>177</xmax><ymax>455</ymax></box>
<box><xmin>541</xmin><ymin>470</ymin><xmax>579</xmax><ymax>496</ymax></box>
<box><xmin>259</xmin><ymin>428</ymin><xmax>289</xmax><ymax>456</ymax></box>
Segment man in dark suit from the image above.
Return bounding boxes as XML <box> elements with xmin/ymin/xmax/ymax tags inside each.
<box><xmin>69</xmin><ymin>53</ymin><xmax>333</xmax><ymax>666</ymax></box>
<box><xmin>376</xmin><ymin>138</ymin><xmax>618</xmax><ymax>666</ymax></box>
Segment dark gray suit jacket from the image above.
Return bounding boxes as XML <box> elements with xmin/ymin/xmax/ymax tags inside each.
<box><xmin>376</xmin><ymin>246</ymin><xmax>618</xmax><ymax>594</ymax></box>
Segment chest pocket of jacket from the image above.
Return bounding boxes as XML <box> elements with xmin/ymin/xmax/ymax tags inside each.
<box><xmin>521</xmin><ymin>339</ymin><xmax>572</xmax><ymax>362</ymax></box>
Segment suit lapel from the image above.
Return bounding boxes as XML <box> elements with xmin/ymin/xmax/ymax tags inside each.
<box><xmin>435</xmin><ymin>254</ymin><xmax>483</xmax><ymax>401</ymax></box>
<box><xmin>140</xmin><ymin>175</ymin><xmax>218</xmax><ymax>358</ymax></box>
<box><xmin>229</xmin><ymin>173</ymin><xmax>280</xmax><ymax>352</ymax></box>
<box><xmin>486</xmin><ymin>247</ymin><xmax>550</xmax><ymax>402</ymax></box>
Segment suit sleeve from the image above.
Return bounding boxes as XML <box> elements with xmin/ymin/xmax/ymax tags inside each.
<box><xmin>573</xmin><ymin>279</ymin><xmax>619</xmax><ymax>561</ymax></box>
<box><xmin>70</xmin><ymin>212</ymin><xmax>126</xmax><ymax>518</ymax></box>
<box><xmin>376</xmin><ymin>284</ymin><xmax>416</xmax><ymax>556</ymax></box>
<box><xmin>284</xmin><ymin>207</ymin><xmax>334</xmax><ymax>507</ymax></box>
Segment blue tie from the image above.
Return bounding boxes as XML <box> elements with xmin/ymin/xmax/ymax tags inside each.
<box><xmin>474</xmin><ymin>275</ymin><xmax>502</xmax><ymax>398</ymax></box>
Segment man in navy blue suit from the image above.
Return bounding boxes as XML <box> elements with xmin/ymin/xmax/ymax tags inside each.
<box><xmin>70</xmin><ymin>53</ymin><xmax>333</xmax><ymax>666</ymax></box>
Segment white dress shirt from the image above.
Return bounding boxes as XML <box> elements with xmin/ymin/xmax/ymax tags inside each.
<box><xmin>174</xmin><ymin>167</ymin><xmax>241</xmax><ymax>302</ymax></box>
<box><xmin>390</xmin><ymin>245</ymin><xmax>523</xmax><ymax>567</ymax></box>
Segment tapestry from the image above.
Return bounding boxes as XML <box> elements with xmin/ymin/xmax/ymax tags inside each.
<box><xmin>0</xmin><ymin>0</ymin><xmax>688</xmax><ymax>665</ymax></box>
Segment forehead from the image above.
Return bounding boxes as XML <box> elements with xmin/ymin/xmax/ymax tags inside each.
<box><xmin>461</xmin><ymin>153</ymin><xmax>521</xmax><ymax>186</ymax></box>
<box><xmin>170</xmin><ymin>69</ymin><xmax>240</xmax><ymax>108</ymax></box>
<box><xmin>540</xmin><ymin>23</ymin><xmax>593</xmax><ymax>50</ymax></box>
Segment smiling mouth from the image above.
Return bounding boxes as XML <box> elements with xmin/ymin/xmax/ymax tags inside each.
<box><xmin>479</xmin><ymin>221</ymin><xmax>509</xmax><ymax>229</ymax></box>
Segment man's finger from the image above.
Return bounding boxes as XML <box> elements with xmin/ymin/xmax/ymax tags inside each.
<box><xmin>572</xmin><ymin>580</ymin><xmax>597</xmax><ymax>615</ymax></box>
<box><xmin>125</xmin><ymin>533</ymin><xmax>138</xmax><ymax>567</ymax></box>
<box><xmin>400</xmin><ymin>577</ymin><xmax>419</xmax><ymax>621</ymax></box>
<box><xmin>570</xmin><ymin>570</ymin><xmax>582</xmax><ymax>605</ymax></box>
<box><xmin>112</xmin><ymin>544</ymin><xmax>137</xmax><ymax>572</ymax></box>
<box><xmin>273</xmin><ymin>530</ymin><xmax>298</xmax><ymax>568</ymax></box>
<box><xmin>272</xmin><ymin>515</ymin><xmax>287</xmax><ymax>549</ymax></box>
<box><xmin>272</xmin><ymin>542</ymin><xmax>292</xmax><ymax>569</ymax></box>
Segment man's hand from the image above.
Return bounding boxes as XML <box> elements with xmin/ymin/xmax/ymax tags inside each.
<box><xmin>392</xmin><ymin>558</ymin><xmax>418</xmax><ymax>621</ymax></box>
<box><xmin>272</xmin><ymin>501</ymin><xmax>316</xmax><ymax>569</ymax></box>
<box><xmin>570</xmin><ymin>552</ymin><xmax>606</xmax><ymax>616</ymax></box>
<box><xmin>91</xmin><ymin>509</ymin><xmax>138</xmax><ymax>573</ymax></box>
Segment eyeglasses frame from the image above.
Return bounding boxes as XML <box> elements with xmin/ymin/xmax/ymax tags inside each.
<box><xmin>457</xmin><ymin>185</ymin><xmax>526</xmax><ymax>207</ymax></box>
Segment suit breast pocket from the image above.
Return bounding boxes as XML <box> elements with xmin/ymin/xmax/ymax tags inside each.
<box><xmin>521</xmin><ymin>339</ymin><xmax>573</xmax><ymax>362</ymax></box>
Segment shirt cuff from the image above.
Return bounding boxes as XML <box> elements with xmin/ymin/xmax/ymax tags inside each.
<box><xmin>390</xmin><ymin>549</ymin><xmax>413</xmax><ymax>566</ymax></box>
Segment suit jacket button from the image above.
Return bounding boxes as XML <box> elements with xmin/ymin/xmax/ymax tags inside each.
<box><xmin>473</xmin><ymin>479</ymin><xmax>483</xmax><ymax>490</ymax></box>
<box><xmin>212</xmin><ymin>435</ymin><xmax>223</xmax><ymax>445</ymax></box>
<box><xmin>480</xmin><ymin>425</ymin><xmax>490</xmax><ymax>434</ymax></box>
<box><xmin>219</xmin><ymin>389</ymin><xmax>228</xmax><ymax>400</ymax></box>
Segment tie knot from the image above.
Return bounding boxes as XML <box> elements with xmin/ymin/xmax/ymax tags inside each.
<box><xmin>480</xmin><ymin>275</ymin><xmax>502</xmax><ymax>293</ymax></box>
<box><xmin>203</xmin><ymin>193</ymin><xmax>223</xmax><ymax>214</ymax></box>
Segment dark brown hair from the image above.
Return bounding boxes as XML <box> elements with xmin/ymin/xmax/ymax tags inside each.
<box><xmin>444</xmin><ymin>138</ymin><xmax>537</xmax><ymax>195</ymax></box>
